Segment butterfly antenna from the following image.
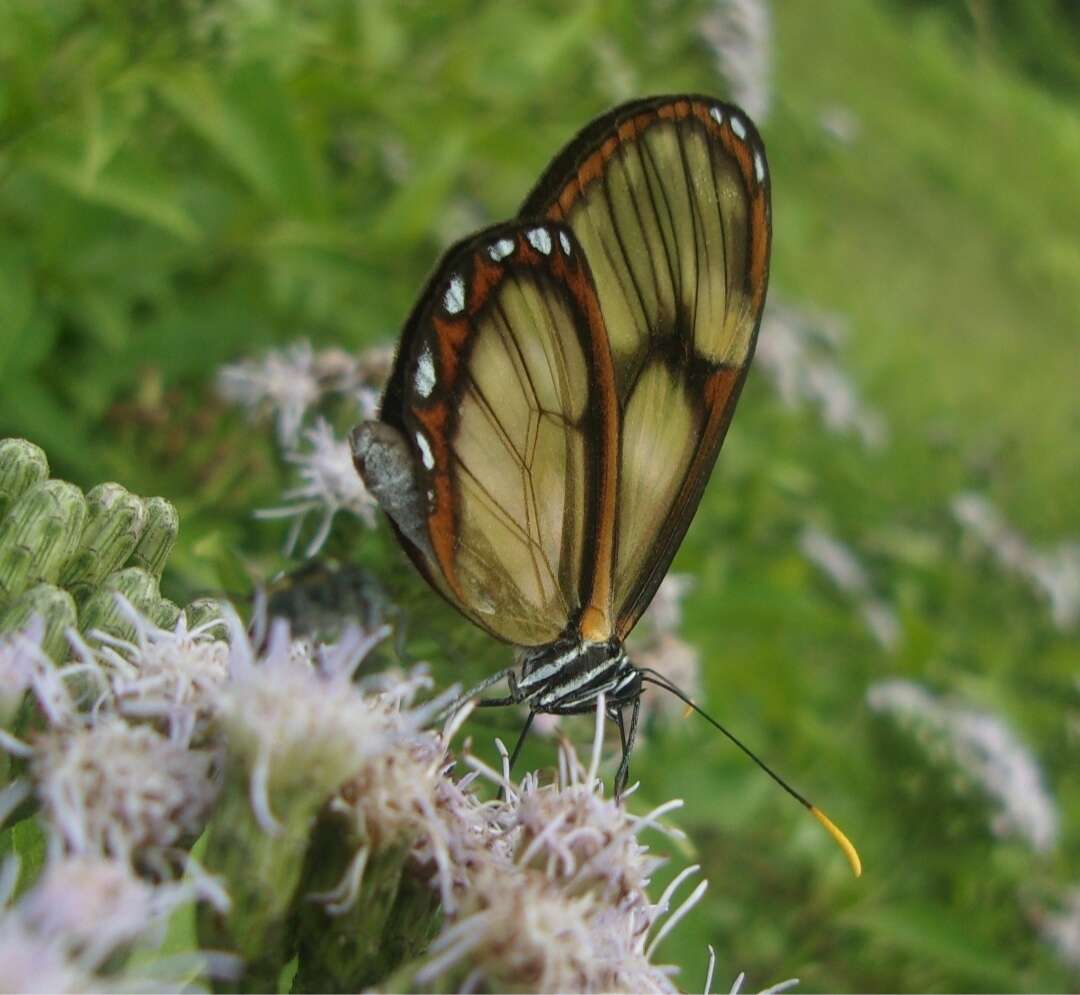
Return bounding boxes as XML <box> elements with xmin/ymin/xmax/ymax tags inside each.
<box><xmin>639</xmin><ymin>669</ymin><xmax>861</xmax><ymax>878</ymax></box>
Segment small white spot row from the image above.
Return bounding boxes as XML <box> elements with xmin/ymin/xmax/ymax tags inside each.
<box><xmin>416</xmin><ymin>430</ymin><xmax>435</xmax><ymax>470</ymax></box>
<box><xmin>488</xmin><ymin>238</ymin><xmax>514</xmax><ymax>262</ymax></box>
<box><xmin>558</xmin><ymin>230</ymin><xmax>571</xmax><ymax>256</ymax></box>
<box><xmin>414</xmin><ymin>344</ymin><xmax>436</xmax><ymax>398</ymax></box>
<box><xmin>754</xmin><ymin>150</ymin><xmax>766</xmax><ymax>183</ymax></box>
<box><xmin>527</xmin><ymin>227</ymin><xmax>552</xmax><ymax>255</ymax></box>
<box><xmin>709</xmin><ymin>106</ymin><xmax>724</xmax><ymax>126</ymax></box>
<box><xmin>730</xmin><ymin>113</ymin><xmax>747</xmax><ymax>140</ymax></box>
<box><xmin>443</xmin><ymin>274</ymin><xmax>465</xmax><ymax>314</ymax></box>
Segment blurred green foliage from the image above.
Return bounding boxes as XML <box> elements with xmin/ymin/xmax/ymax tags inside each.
<box><xmin>1</xmin><ymin>0</ymin><xmax>1078</xmax><ymax>991</ymax></box>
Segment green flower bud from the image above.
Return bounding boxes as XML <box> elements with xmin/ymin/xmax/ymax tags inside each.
<box><xmin>128</xmin><ymin>496</ymin><xmax>178</xmax><ymax>579</ymax></box>
<box><xmin>0</xmin><ymin>584</ymin><xmax>77</xmax><ymax>665</ymax></box>
<box><xmin>153</xmin><ymin>598</ymin><xmax>182</xmax><ymax>630</ymax></box>
<box><xmin>0</xmin><ymin>438</ymin><xmax>49</xmax><ymax>522</ymax></box>
<box><xmin>79</xmin><ymin>567</ymin><xmax>160</xmax><ymax>642</ymax></box>
<box><xmin>184</xmin><ymin>597</ymin><xmax>226</xmax><ymax>633</ymax></box>
<box><xmin>60</xmin><ymin>483</ymin><xmax>147</xmax><ymax>602</ymax></box>
<box><xmin>0</xmin><ymin>480</ymin><xmax>87</xmax><ymax>606</ymax></box>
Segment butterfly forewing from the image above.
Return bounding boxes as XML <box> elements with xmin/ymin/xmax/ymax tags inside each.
<box><xmin>372</xmin><ymin>221</ymin><xmax>619</xmax><ymax>647</ymax></box>
<box><xmin>520</xmin><ymin>95</ymin><xmax>771</xmax><ymax>637</ymax></box>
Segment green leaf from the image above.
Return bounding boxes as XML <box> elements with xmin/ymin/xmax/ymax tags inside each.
<box><xmin>26</xmin><ymin>143</ymin><xmax>201</xmax><ymax>242</ymax></box>
<box><xmin>155</xmin><ymin>62</ymin><xmax>324</xmax><ymax>216</ymax></box>
<box><xmin>843</xmin><ymin>903</ymin><xmax>1021</xmax><ymax>989</ymax></box>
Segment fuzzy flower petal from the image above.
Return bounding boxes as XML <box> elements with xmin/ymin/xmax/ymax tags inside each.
<box><xmin>258</xmin><ymin>418</ymin><xmax>379</xmax><ymax>556</ymax></box>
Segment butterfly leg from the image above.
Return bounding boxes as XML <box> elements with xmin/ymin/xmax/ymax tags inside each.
<box><xmin>436</xmin><ymin>665</ymin><xmax>517</xmax><ymax>718</ymax></box>
<box><xmin>613</xmin><ymin>693</ymin><xmax>642</xmax><ymax>801</ymax></box>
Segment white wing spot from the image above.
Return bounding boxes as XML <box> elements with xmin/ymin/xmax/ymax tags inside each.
<box><xmin>558</xmin><ymin>231</ymin><xmax>571</xmax><ymax>255</ymax></box>
<box><xmin>730</xmin><ymin>114</ymin><xmax>747</xmax><ymax>140</ymax></box>
<box><xmin>527</xmin><ymin>227</ymin><xmax>552</xmax><ymax>255</ymax></box>
<box><xmin>754</xmin><ymin>150</ymin><xmax>766</xmax><ymax>183</ymax></box>
<box><xmin>416</xmin><ymin>431</ymin><xmax>435</xmax><ymax>470</ymax></box>
<box><xmin>710</xmin><ymin>106</ymin><xmax>724</xmax><ymax>125</ymax></box>
<box><xmin>488</xmin><ymin>238</ymin><xmax>514</xmax><ymax>262</ymax></box>
<box><xmin>414</xmin><ymin>345</ymin><xmax>436</xmax><ymax>398</ymax></box>
<box><xmin>443</xmin><ymin>274</ymin><xmax>465</xmax><ymax>315</ymax></box>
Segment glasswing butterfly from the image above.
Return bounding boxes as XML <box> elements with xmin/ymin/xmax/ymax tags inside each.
<box><xmin>352</xmin><ymin>94</ymin><xmax>860</xmax><ymax>874</ymax></box>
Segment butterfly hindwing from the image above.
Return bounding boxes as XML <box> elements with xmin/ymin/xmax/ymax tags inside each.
<box><xmin>367</xmin><ymin>220</ymin><xmax>619</xmax><ymax>647</ymax></box>
<box><xmin>520</xmin><ymin>94</ymin><xmax>771</xmax><ymax>637</ymax></box>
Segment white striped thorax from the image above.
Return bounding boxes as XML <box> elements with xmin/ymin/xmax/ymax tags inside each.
<box><xmin>516</xmin><ymin>636</ymin><xmax>638</xmax><ymax>713</ymax></box>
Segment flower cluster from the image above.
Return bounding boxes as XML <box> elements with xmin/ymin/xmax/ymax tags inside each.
<box><xmin>0</xmin><ymin>853</ymin><xmax>233</xmax><ymax>992</ymax></box>
<box><xmin>699</xmin><ymin>0</ymin><xmax>772</xmax><ymax>123</ymax></box>
<box><xmin>412</xmin><ymin>705</ymin><xmax>708</xmax><ymax>993</ymax></box>
<box><xmin>866</xmin><ymin>679</ymin><xmax>1058</xmax><ymax>853</ymax></box>
<box><xmin>757</xmin><ymin>301</ymin><xmax>887</xmax><ymax>449</ymax></box>
<box><xmin>952</xmin><ymin>492</ymin><xmax>1080</xmax><ymax>631</ymax></box>
<box><xmin>217</xmin><ymin>341</ymin><xmax>393</xmax><ymax>555</ymax></box>
<box><xmin>1</xmin><ymin>595</ymin><xmax>727</xmax><ymax>992</ymax></box>
<box><xmin>799</xmin><ymin>525</ymin><xmax>899</xmax><ymax>651</ymax></box>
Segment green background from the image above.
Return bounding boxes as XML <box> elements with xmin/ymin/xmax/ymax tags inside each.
<box><xmin>2</xmin><ymin>0</ymin><xmax>1078</xmax><ymax>991</ymax></box>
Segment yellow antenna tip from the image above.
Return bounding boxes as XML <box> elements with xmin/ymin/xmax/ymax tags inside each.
<box><xmin>809</xmin><ymin>805</ymin><xmax>862</xmax><ymax>878</ymax></box>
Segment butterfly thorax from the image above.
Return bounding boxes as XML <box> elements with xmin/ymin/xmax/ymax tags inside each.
<box><xmin>513</xmin><ymin>636</ymin><xmax>640</xmax><ymax>715</ymax></box>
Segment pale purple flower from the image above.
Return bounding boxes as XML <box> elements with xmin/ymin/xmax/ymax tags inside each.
<box><xmin>416</xmin><ymin>704</ymin><xmax>706</xmax><ymax>992</ymax></box>
<box><xmin>258</xmin><ymin>417</ymin><xmax>379</xmax><ymax>556</ymax></box>
<box><xmin>757</xmin><ymin>302</ymin><xmax>887</xmax><ymax>448</ymax></box>
<box><xmin>867</xmin><ymin>679</ymin><xmax>1059</xmax><ymax>852</ymax></box>
<box><xmin>799</xmin><ymin>526</ymin><xmax>899</xmax><ymax>651</ymax></box>
<box><xmin>219</xmin><ymin>609</ymin><xmax>430</xmax><ymax>834</ymax></box>
<box><xmin>699</xmin><ymin>0</ymin><xmax>772</xmax><ymax>123</ymax></box>
<box><xmin>0</xmin><ymin>853</ymin><xmax>232</xmax><ymax>991</ymax></box>
<box><xmin>75</xmin><ymin>600</ymin><xmax>230</xmax><ymax>742</ymax></box>
<box><xmin>216</xmin><ymin>340</ymin><xmax>323</xmax><ymax>446</ymax></box>
<box><xmin>952</xmin><ymin>493</ymin><xmax>1080</xmax><ymax>630</ymax></box>
<box><xmin>0</xmin><ymin>617</ymin><xmax>42</xmax><ymax>726</ymax></box>
<box><xmin>32</xmin><ymin>715</ymin><xmax>218</xmax><ymax>862</ymax></box>
<box><xmin>1041</xmin><ymin>885</ymin><xmax>1080</xmax><ymax>972</ymax></box>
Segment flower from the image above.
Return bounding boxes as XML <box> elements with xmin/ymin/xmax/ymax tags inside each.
<box><xmin>218</xmin><ymin>611</ymin><xmax>408</xmax><ymax>832</ymax></box>
<box><xmin>0</xmin><ymin>617</ymin><xmax>40</xmax><ymax>727</ymax></box>
<box><xmin>412</xmin><ymin>702</ymin><xmax>707</xmax><ymax>993</ymax></box>
<box><xmin>74</xmin><ymin>599</ymin><xmax>230</xmax><ymax>743</ymax></box>
<box><xmin>217</xmin><ymin>341</ymin><xmax>393</xmax><ymax>450</ymax></box>
<box><xmin>952</xmin><ymin>493</ymin><xmax>1080</xmax><ymax>631</ymax></box>
<box><xmin>756</xmin><ymin>302</ymin><xmax>887</xmax><ymax>448</ymax></box>
<box><xmin>216</xmin><ymin>341</ymin><xmax>324</xmax><ymax>446</ymax></box>
<box><xmin>867</xmin><ymin>679</ymin><xmax>1059</xmax><ymax>853</ymax></box>
<box><xmin>799</xmin><ymin>526</ymin><xmax>899</xmax><ymax>651</ymax></box>
<box><xmin>1040</xmin><ymin>885</ymin><xmax>1080</xmax><ymax>973</ymax></box>
<box><xmin>32</xmin><ymin>714</ymin><xmax>218</xmax><ymax>863</ymax></box>
<box><xmin>258</xmin><ymin>418</ymin><xmax>379</xmax><ymax>556</ymax></box>
<box><xmin>699</xmin><ymin>0</ymin><xmax>772</xmax><ymax>123</ymax></box>
<box><xmin>0</xmin><ymin>853</ymin><xmax>233</xmax><ymax>991</ymax></box>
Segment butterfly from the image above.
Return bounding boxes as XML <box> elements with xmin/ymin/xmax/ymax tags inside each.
<box><xmin>353</xmin><ymin>91</ymin><xmax>766</xmax><ymax>773</ymax></box>
<box><xmin>353</xmin><ymin>94</ymin><xmax>862</xmax><ymax>875</ymax></box>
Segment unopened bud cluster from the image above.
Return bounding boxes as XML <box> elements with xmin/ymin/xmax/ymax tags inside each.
<box><xmin>0</xmin><ymin>438</ymin><xmax>190</xmax><ymax>661</ymax></box>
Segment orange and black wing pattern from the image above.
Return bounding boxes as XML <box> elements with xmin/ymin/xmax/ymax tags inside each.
<box><xmin>372</xmin><ymin>220</ymin><xmax>620</xmax><ymax>647</ymax></box>
<box><xmin>520</xmin><ymin>94</ymin><xmax>771</xmax><ymax>638</ymax></box>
